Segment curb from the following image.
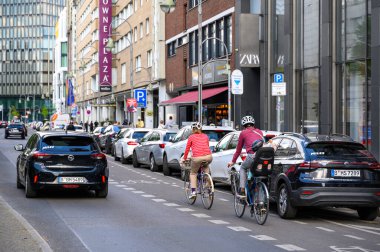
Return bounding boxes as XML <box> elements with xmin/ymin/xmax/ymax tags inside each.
<box><xmin>0</xmin><ymin>196</ymin><xmax>52</xmax><ymax>252</ymax></box>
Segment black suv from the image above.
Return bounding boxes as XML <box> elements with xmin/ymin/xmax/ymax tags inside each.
<box><xmin>5</xmin><ymin>123</ymin><xmax>27</xmax><ymax>139</ymax></box>
<box><xmin>15</xmin><ymin>132</ymin><xmax>109</xmax><ymax>198</ymax></box>
<box><xmin>270</xmin><ymin>133</ymin><xmax>380</xmax><ymax>220</ymax></box>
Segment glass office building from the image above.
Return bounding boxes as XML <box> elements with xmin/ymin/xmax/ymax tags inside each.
<box><xmin>0</xmin><ymin>0</ymin><xmax>65</xmax><ymax>121</ymax></box>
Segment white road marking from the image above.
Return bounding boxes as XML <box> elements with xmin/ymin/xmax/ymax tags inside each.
<box><xmin>177</xmin><ymin>208</ymin><xmax>194</xmax><ymax>212</ymax></box>
<box><xmin>132</xmin><ymin>191</ymin><xmax>145</xmax><ymax>194</ymax></box>
<box><xmin>109</xmin><ymin>181</ymin><xmax>118</xmax><ymax>184</ymax></box>
<box><xmin>123</xmin><ymin>188</ymin><xmax>135</xmax><ymax>190</ymax></box>
<box><xmin>250</xmin><ymin>235</ymin><xmax>277</xmax><ymax>241</ymax></box>
<box><xmin>292</xmin><ymin>221</ymin><xmax>307</xmax><ymax>225</ymax></box>
<box><xmin>323</xmin><ymin>220</ymin><xmax>380</xmax><ymax>236</ymax></box>
<box><xmin>275</xmin><ymin>244</ymin><xmax>306</xmax><ymax>251</ymax></box>
<box><xmin>108</xmin><ymin>179</ymin><xmax>115</xmax><ymax>182</ymax></box>
<box><xmin>192</xmin><ymin>213</ymin><xmax>211</xmax><ymax>218</ymax></box>
<box><xmin>344</xmin><ymin>235</ymin><xmax>365</xmax><ymax>240</ymax></box>
<box><xmin>141</xmin><ymin>195</ymin><xmax>155</xmax><ymax>198</ymax></box>
<box><xmin>218</xmin><ymin>198</ymin><xmax>229</xmax><ymax>202</ymax></box>
<box><xmin>152</xmin><ymin>199</ymin><xmax>167</xmax><ymax>202</ymax></box>
<box><xmin>163</xmin><ymin>203</ymin><xmax>180</xmax><ymax>207</ymax></box>
<box><xmin>115</xmin><ymin>184</ymin><xmax>126</xmax><ymax>187</ymax></box>
<box><xmin>163</xmin><ymin>182</ymin><xmax>170</xmax><ymax>185</ymax></box>
<box><xmin>350</xmin><ymin>225</ymin><xmax>380</xmax><ymax>231</ymax></box>
<box><xmin>316</xmin><ymin>227</ymin><xmax>335</xmax><ymax>232</ymax></box>
<box><xmin>209</xmin><ymin>220</ymin><xmax>230</xmax><ymax>225</ymax></box>
<box><xmin>171</xmin><ymin>184</ymin><xmax>181</xmax><ymax>187</ymax></box>
<box><xmin>151</xmin><ymin>178</ymin><xmax>157</xmax><ymax>180</ymax></box>
<box><xmin>227</xmin><ymin>226</ymin><xmax>251</xmax><ymax>232</ymax></box>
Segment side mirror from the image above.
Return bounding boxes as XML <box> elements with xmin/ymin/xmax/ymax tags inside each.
<box><xmin>14</xmin><ymin>144</ymin><xmax>24</xmax><ymax>151</ymax></box>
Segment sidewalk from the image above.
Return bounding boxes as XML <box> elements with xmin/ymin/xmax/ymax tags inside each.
<box><xmin>0</xmin><ymin>197</ymin><xmax>51</xmax><ymax>252</ymax></box>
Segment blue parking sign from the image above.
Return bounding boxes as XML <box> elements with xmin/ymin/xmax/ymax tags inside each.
<box><xmin>134</xmin><ymin>89</ymin><xmax>147</xmax><ymax>108</ymax></box>
<box><xmin>274</xmin><ymin>73</ymin><xmax>284</xmax><ymax>83</ymax></box>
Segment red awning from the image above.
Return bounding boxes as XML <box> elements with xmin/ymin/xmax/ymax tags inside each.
<box><xmin>160</xmin><ymin>86</ymin><xmax>228</xmax><ymax>106</ymax></box>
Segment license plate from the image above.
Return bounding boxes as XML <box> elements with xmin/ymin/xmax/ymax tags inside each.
<box><xmin>11</xmin><ymin>129</ymin><xmax>19</xmax><ymax>132</ymax></box>
<box><xmin>58</xmin><ymin>177</ymin><xmax>87</xmax><ymax>183</ymax></box>
<box><xmin>331</xmin><ymin>170</ymin><xmax>360</xmax><ymax>177</ymax></box>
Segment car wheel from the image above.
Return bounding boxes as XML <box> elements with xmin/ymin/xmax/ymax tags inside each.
<box><xmin>21</xmin><ymin>134</ymin><xmax>25</xmax><ymax>139</ymax></box>
<box><xmin>114</xmin><ymin>148</ymin><xmax>120</xmax><ymax>161</ymax></box>
<box><xmin>4</xmin><ymin>134</ymin><xmax>8</xmax><ymax>139</ymax></box>
<box><xmin>25</xmin><ymin>171</ymin><xmax>37</xmax><ymax>198</ymax></box>
<box><xmin>132</xmin><ymin>152</ymin><xmax>140</xmax><ymax>168</ymax></box>
<box><xmin>16</xmin><ymin>167</ymin><xmax>23</xmax><ymax>189</ymax></box>
<box><xmin>149</xmin><ymin>154</ymin><xmax>158</xmax><ymax>172</ymax></box>
<box><xmin>95</xmin><ymin>183</ymin><xmax>108</xmax><ymax>198</ymax></box>
<box><xmin>277</xmin><ymin>183</ymin><xmax>297</xmax><ymax>219</ymax></box>
<box><xmin>121</xmin><ymin>149</ymin><xmax>127</xmax><ymax>164</ymax></box>
<box><xmin>162</xmin><ymin>154</ymin><xmax>171</xmax><ymax>176</ymax></box>
<box><xmin>357</xmin><ymin>207</ymin><xmax>378</xmax><ymax>221</ymax></box>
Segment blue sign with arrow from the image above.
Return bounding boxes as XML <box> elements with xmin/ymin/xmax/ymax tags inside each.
<box><xmin>134</xmin><ymin>89</ymin><xmax>147</xmax><ymax>108</ymax></box>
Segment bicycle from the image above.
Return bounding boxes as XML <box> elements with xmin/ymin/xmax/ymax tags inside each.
<box><xmin>182</xmin><ymin>160</ymin><xmax>214</xmax><ymax>209</ymax></box>
<box><xmin>230</xmin><ymin>147</ymin><xmax>274</xmax><ymax>225</ymax></box>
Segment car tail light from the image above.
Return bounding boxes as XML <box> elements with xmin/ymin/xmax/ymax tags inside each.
<box><xmin>63</xmin><ymin>185</ymin><xmax>80</xmax><ymax>189</ymax></box>
<box><xmin>240</xmin><ymin>151</ymin><xmax>247</xmax><ymax>161</ymax></box>
<box><xmin>91</xmin><ymin>153</ymin><xmax>106</xmax><ymax>160</ymax></box>
<box><xmin>375</xmin><ymin>192</ymin><xmax>380</xmax><ymax>196</ymax></box>
<box><xmin>298</xmin><ymin>162</ymin><xmax>320</xmax><ymax>169</ymax></box>
<box><xmin>127</xmin><ymin>141</ymin><xmax>138</xmax><ymax>145</ymax></box>
<box><xmin>159</xmin><ymin>143</ymin><xmax>165</xmax><ymax>148</ymax></box>
<box><xmin>369</xmin><ymin>163</ymin><xmax>380</xmax><ymax>170</ymax></box>
<box><xmin>33</xmin><ymin>175</ymin><xmax>38</xmax><ymax>184</ymax></box>
<box><xmin>33</xmin><ymin>152</ymin><xmax>52</xmax><ymax>160</ymax></box>
<box><xmin>301</xmin><ymin>190</ymin><xmax>315</xmax><ymax>195</ymax></box>
<box><xmin>102</xmin><ymin>175</ymin><xmax>106</xmax><ymax>183</ymax></box>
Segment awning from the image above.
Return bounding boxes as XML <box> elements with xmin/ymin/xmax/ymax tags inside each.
<box><xmin>160</xmin><ymin>86</ymin><xmax>228</xmax><ymax>106</ymax></box>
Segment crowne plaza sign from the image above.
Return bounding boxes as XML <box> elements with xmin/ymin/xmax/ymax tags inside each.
<box><xmin>99</xmin><ymin>0</ymin><xmax>112</xmax><ymax>92</ymax></box>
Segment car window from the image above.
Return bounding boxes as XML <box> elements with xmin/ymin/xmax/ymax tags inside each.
<box><xmin>104</xmin><ymin>125</ymin><xmax>113</xmax><ymax>133</ymax></box>
<box><xmin>141</xmin><ymin>132</ymin><xmax>152</xmax><ymax>142</ymax></box>
<box><xmin>163</xmin><ymin>132</ymin><xmax>177</xmax><ymax>142</ymax></box>
<box><xmin>275</xmin><ymin>138</ymin><xmax>294</xmax><ymax>157</ymax></box>
<box><xmin>216</xmin><ymin>134</ymin><xmax>232</xmax><ymax>151</ymax></box>
<box><xmin>149</xmin><ymin>132</ymin><xmax>160</xmax><ymax>141</ymax></box>
<box><xmin>40</xmin><ymin>136</ymin><xmax>97</xmax><ymax>152</ymax></box>
<box><xmin>183</xmin><ymin>129</ymin><xmax>192</xmax><ymax>140</ymax></box>
<box><xmin>203</xmin><ymin>130</ymin><xmax>232</xmax><ymax>142</ymax></box>
<box><xmin>113</xmin><ymin>126</ymin><xmax>121</xmax><ymax>133</ymax></box>
<box><xmin>172</xmin><ymin>129</ymin><xmax>185</xmax><ymax>143</ymax></box>
<box><xmin>132</xmin><ymin>131</ymin><xmax>148</xmax><ymax>140</ymax></box>
<box><xmin>26</xmin><ymin>134</ymin><xmax>38</xmax><ymax>150</ymax></box>
<box><xmin>228</xmin><ymin>133</ymin><xmax>239</xmax><ymax>150</ymax></box>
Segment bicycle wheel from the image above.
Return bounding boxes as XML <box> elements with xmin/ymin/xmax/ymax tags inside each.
<box><xmin>184</xmin><ymin>170</ymin><xmax>196</xmax><ymax>204</ymax></box>
<box><xmin>233</xmin><ymin>173</ymin><xmax>246</xmax><ymax>218</ymax></box>
<box><xmin>253</xmin><ymin>181</ymin><xmax>270</xmax><ymax>225</ymax></box>
<box><xmin>200</xmin><ymin>173</ymin><xmax>214</xmax><ymax>209</ymax></box>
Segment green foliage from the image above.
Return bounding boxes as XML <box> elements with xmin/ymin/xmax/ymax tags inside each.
<box><xmin>41</xmin><ymin>106</ymin><xmax>49</xmax><ymax>119</ymax></box>
<box><xmin>10</xmin><ymin>106</ymin><xmax>20</xmax><ymax>117</ymax></box>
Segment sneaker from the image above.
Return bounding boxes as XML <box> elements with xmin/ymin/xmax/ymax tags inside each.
<box><xmin>189</xmin><ymin>191</ymin><xmax>196</xmax><ymax>200</ymax></box>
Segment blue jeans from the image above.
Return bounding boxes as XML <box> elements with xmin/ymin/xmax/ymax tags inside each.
<box><xmin>240</xmin><ymin>153</ymin><xmax>255</xmax><ymax>189</ymax></box>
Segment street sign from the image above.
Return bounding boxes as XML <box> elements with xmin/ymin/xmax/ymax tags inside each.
<box><xmin>86</xmin><ymin>105</ymin><xmax>91</xmax><ymax>115</ymax></box>
<box><xmin>0</xmin><ymin>105</ymin><xmax>3</xmax><ymax>111</ymax></box>
<box><xmin>272</xmin><ymin>82</ymin><xmax>286</xmax><ymax>96</ymax></box>
<box><xmin>231</xmin><ymin>69</ymin><xmax>244</xmax><ymax>95</ymax></box>
<box><xmin>134</xmin><ymin>89</ymin><xmax>147</xmax><ymax>108</ymax></box>
<box><xmin>126</xmin><ymin>98</ymin><xmax>137</xmax><ymax>112</ymax></box>
<box><xmin>274</xmin><ymin>73</ymin><xmax>284</xmax><ymax>83</ymax></box>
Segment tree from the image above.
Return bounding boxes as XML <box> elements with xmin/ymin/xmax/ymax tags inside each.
<box><xmin>10</xmin><ymin>106</ymin><xmax>20</xmax><ymax>117</ymax></box>
<box><xmin>41</xmin><ymin>106</ymin><xmax>49</xmax><ymax>119</ymax></box>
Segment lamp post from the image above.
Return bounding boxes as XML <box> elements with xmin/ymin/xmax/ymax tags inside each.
<box><xmin>19</xmin><ymin>95</ymin><xmax>30</xmax><ymax>123</ymax></box>
<box><xmin>105</xmin><ymin>17</ymin><xmax>134</xmax><ymax>123</ymax></box>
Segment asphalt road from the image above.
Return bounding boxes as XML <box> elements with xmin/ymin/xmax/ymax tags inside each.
<box><xmin>0</xmin><ymin>128</ymin><xmax>379</xmax><ymax>252</ymax></box>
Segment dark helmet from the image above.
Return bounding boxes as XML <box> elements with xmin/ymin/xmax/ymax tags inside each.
<box><xmin>251</xmin><ymin>139</ymin><xmax>264</xmax><ymax>152</ymax></box>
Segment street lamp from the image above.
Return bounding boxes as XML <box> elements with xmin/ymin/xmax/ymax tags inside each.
<box><xmin>19</xmin><ymin>95</ymin><xmax>30</xmax><ymax>123</ymax></box>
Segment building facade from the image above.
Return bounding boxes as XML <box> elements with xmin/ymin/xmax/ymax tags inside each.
<box><xmin>0</xmin><ymin>0</ymin><xmax>65</xmax><ymax>122</ymax></box>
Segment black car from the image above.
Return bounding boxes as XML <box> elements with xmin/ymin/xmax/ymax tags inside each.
<box><xmin>15</xmin><ymin>132</ymin><xmax>109</xmax><ymax>198</ymax></box>
<box><xmin>270</xmin><ymin>133</ymin><xmax>380</xmax><ymax>220</ymax></box>
<box><xmin>5</xmin><ymin>123</ymin><xmax>27</xmax><ymax>139</ymax></box>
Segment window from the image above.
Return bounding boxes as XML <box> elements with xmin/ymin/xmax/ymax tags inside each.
<box><xmin>61</xmin><ymin>42</ymin><xmax>67</xmax><ymax>67</ymax></box>
<box><xmin>302</xmin><ymin>68</ymin><xmax>319</xmax><ymax>133</ymax></box>
<box><xmin>135</xmin><ymin>55</ymin><xmax>141</xmax><ymax>72</ymax></box>
<box><xmin>167</xmin><ymin>41</ymin><xmax>176</xmax><ymax>57</ymax></box>
<box><xmin>134</xmin><ymin>27</ymin><xmax>138</xmax><ymax>42</ymax></box>
<box><xmin>275</xmin><ymin>138</ymin><xmax>295</xmax><ymax>157</ymax></box>
<box><xmin>215</xmin><ymin>134</ymin><xmax>232</xmax><ymax>151</ymax></box>
<box><xmin>147</xmin><ymin>50</ymin><xmax>152</xmax><ymax>67</ymax></box>
<box><xmin>140</xmin><ymin>22</ymin><xmax>143</xmax><ymax>38</ymax></box>
<box><xmin>189</xmin><ymin>0</ymin><xmax>199</xmax><ymax>9</ymax></box>
<box><xmin>121</xmin><ymin>63</ymin><xmax>126</xmax><ymax>84</ymax></box>
<box><xmin>145</xmin><ymin>18</ymin><xmax>149</xmax><ymax>34</ymax></box>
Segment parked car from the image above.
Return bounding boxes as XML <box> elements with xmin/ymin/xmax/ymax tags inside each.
<box><xmin>114</xmin><ymin>128</ymin><xmax>150</xmax><ymax>164</ymax></box>
<box><xmin>162</xmin><ymin>125</ymin><xmax>234</xmax><ymax>178</ymax></box>
<box><xmin>0</xmin><ymin>121</ymin><xmax>8</xmax><ymax>128</ymax></box>
<box><xmin>132</xmin><ymin>129</ymin><xmax>178</xmax><ymax>171</ymax></box>
<box><xmin>63</xmin><ymin>124</ymin><xmax>85</xmax><ymax>132</ymax></box>
<box><xmin>91</xmin><ymin>126</ymin><xmax>105</xmax><ymax>147</ymax></box>
<box><xmin>5</xmin><ymin>123</ymin><xmax>27</xmax><ymax>139</ymax></box>
<box><xmin>99</xmin><ymin>125</ymin><xmax>126</xmax><ymax>152</ymax></box>
<box><xmin>210</xmin><ymin>130</ymin><xmax>282</xmax><ymax>188</ymax></box>
<box><xmin>268</xmin><ymin>133</ymin><xmax>380</xmax><ymax>220</ymax></box>
<box><xmin>35</xmin><ymin>121</ymin><xmax>44</xmax><ymax>131</ymax></box>
<box><xmin>14</xmin><ymin>132</ymin><xmax>109</xmax><ymax>198</ymax></box>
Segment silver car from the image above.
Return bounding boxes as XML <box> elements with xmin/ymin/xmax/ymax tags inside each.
<box><xmin>114</xmin><ymin>128</ymin><xmax>150</xmax><ymax>164</ymax></box>
<box><xmin>132</xmin><ymin>129</ymin><xmax>178</xmax><ymax>172</ymax></box>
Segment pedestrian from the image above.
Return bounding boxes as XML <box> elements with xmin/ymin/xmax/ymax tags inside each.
<box><xmin>80</xmin><ymin>121</ymin><xmax>83</xmax><ymax>126</ymax></box>
<box><xmin>158</xmin><ymin>119</ymin><xmax>165</xmax><ymax>129</ymax></box>
<box><xmin>122</xmin><ymin>119</ymin><xmax>129</xmax><ymax>125</ymax></box>
<box><xmin>165</xmin><ymin>116</ymin><xmax>175</xmax><ymax>129</ymax></box>
<box><xmin>136</xmin><ymin>117</ymin><xmax>145</xmax><ymax>128</ymax></box>
<box><xmin>84</xmin><ymin>121</ymin><xmax>88</xmax><ymax>132</ymax></box>
<box><xmin>90</xmin><ymin>121</ymin><xmax>94</xmax><ymax>133</ymax></box>
<box><xmin>94</xmin><ymin>121</ymin><xmax>99</xmax><ymax>128</ymax></box>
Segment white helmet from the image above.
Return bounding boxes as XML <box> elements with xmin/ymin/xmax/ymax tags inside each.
<box><xmin>191</xmin><ymin>122</ymin><xmax>202</xmax><ymax>130</ymax></box>
<box><xmin>241</xmin><ymin>116</ymin><xmax>255</xmax><ymax>126</ymax></box>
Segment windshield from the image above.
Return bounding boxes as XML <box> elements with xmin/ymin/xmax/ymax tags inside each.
<box><xmin>305</xmin><ymin>142</ymin><xmax>376</xmax><ymax>162</ymax></box>
<box><xmin>164</xmin><ymin>132</ymin><xmax>177</xmax><ymax>142</ymax></box>
<box><xmin>41</xmin><ymin>136</ymin><xmax>98</xmax><ymax>152</ymax></box>
<box><xmin>132</xmin><ymin>131</ymin><xmax>148</xmax><ymax>140</ymax></box>
<box><xmin>203</xmin><ymin>130</ymin><xmax>232</xmax><ymax>142</ymax></box>
<box><xmin>8</xmin><ymin>124</ymin><xmax>23</xmax><ymax>129</ymax></box>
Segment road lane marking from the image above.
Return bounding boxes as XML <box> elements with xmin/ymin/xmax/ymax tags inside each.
<box><xmin>123</xmin><ymin>188</ymin><xmax>136</xmax><ymax>190</ymax></box>
<box><xmin>115</xmin><ymin>184</ymin><xmax>126</xmax><ymax>187</ymax></box>
<box><xmin>209</xmin><ymin>220</ymin><xmax>230</xmax><ymax>225</ymax></box>
<box><xmin>171</xmin><ymin>185</ymin><xmax>181</xmax><ymax>187</ymax></box>
<box><xmin>218</xmin><ymin>198</ymin><xmax>229</xmax><ymax>202</ymax></box>
<box><xmin>292</xmin><ymin>221</ymin><xmax>307</xmax><ymax>225</ymax></box>
<box><xmin>323</xmin><ymin>220</ymin><xmax>380</xmax><ymax>236</ymax></box>
<box><xmin>164</xmin><ymin>203</ymin><xmax>180</xmax><ymax>207</ymax></box>
<box><xmin>142</xmin><ymin>195</ymin><xmax>155</xmax><ymax>198</ymax></box>
<box><xmin>250</xmin><ymin>235</ymin><xmax>277</xmax><ymax>241</ymax></box>
<box><xmin>132</xmin><ymin>191</ymin><xmax>145</xmax><ymax>194</ymax></box>
<box><xmin>275</xmin><ymin>244</ymin><xmax>306</xmax><ymax>251</ymax></box>
<box><xmin>109</xmin><ymin>181</ymin><xmax>118</xmax><ymax>184</ymax></box>
<box><xmin>227</xmin><ymin>226</ymin><xmax>251</xmax><ymax>232</ymax></box>
<box><xmin>316</xmin><ymin>227</ymin><xmax>335</xmax><ymax>232</ymax></box>
<box><xmin>192</xmin><ymin>213</ymin><xmax>211</xmax><ymax>218</ymax></box>
<box><xmin>344</xmin><ymin>235</ymin><xmax>365</xmax><ymax>240</ymax></box>
<box><xmin>152</xmin><ymin>199</ymin><xmax>166</xmax><ymax>202</ymax></box>
<box><xmin>177</xmin><ymin>208</ymin><xmax>194</xmax><ymax>212</ymax></box>
<box><xmin>350</xmin><ymin>225</ymin><xmax>380</xmax><ymax>231</ymax></box>
<box><xmin>109</xmin><ymin>179</ymin><xmax>115</xmax><ymax>182</ymax></box>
